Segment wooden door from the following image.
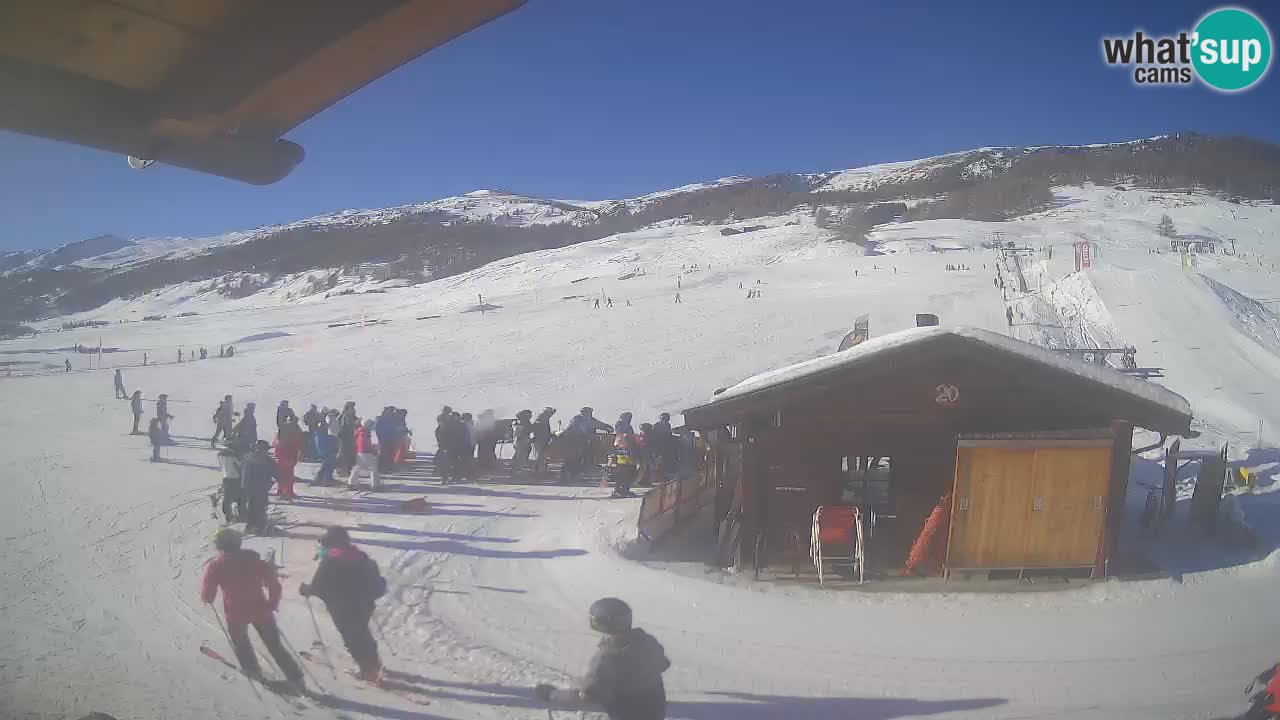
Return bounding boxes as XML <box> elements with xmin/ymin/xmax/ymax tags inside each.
<box><xmin>1022</xmin><ymin>447</ymin><xmax>1112</xmax><ymax>567</ymax></box>
<box><xmin>946</xmin><ymin>447</ymin><xmax>1036</xmax><ymax>569</ymax></box>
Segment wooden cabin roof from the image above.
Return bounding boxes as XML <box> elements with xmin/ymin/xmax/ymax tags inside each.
<box><xmin>0</xmin><ymin>0</ymin><xmax>524</xmax><ymax>184</ymax></box>
<box><xmin>684</xmin><ymin>326</ymin><xmax>1193</xmax><ymax>436</ymax></box>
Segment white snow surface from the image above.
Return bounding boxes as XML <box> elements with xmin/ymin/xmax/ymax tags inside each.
<box><xmin>5</xmin><ymin>183</ymin><xmax>1280</xmax><ymax>720</ymax></box>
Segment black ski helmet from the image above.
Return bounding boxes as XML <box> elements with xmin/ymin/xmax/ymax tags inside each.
<box><xmin>320</xmin><ymin>526</ymin><xmax>352</xmax><ymax>548</ymax></box>
<box><xmin>588</xmin><ymin>597</ymin><xmax>632</xmax><ymax>634</ymax></box>
<box><xmin>214</xmin><ymin>528</ymin><xmax>242</xmax><ymax>551</ymax></box>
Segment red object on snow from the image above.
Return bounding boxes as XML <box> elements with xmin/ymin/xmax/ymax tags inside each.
<box><xmin>904</xmin><ymin>492</ymin><xmax>953</xmax><ymax>576</ymax></box>
<box><xmin>401</xmin><ymin>497</ymin><xmax>431</xmax><ymax>513</ymax></box>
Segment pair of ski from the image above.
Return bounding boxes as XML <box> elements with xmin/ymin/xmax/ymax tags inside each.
<box><xmin>296</xmin><ymin>649</ymin><xmax>434</xmax><ymax>707</ymax></box>
<box><xmin>200</xmin><ymin>644</ymin><xmax>431</xmax><ymax>708</ymax></box>
<box><xmin>198</xmin><ymin>645</ymin><xmax>311</xmax><ymax>713</ymax></box>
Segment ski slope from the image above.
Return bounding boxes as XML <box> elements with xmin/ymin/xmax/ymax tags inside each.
<box><xmin>4</xmin><ymin>184</ymin><xmax>1280</xmax><ymax>720</ymax></box>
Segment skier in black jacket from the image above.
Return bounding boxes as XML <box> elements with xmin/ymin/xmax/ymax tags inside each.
<box><xmin>233</xmin><ymin>403</ymin><xmax>258</xmax><ymax>451</ymax></box>
<box><xmin>300</xmin><ymin>527</ymin><xmax>387</xmax><ymax>683</ymax></box>
<box><xmin>535</xmin><ymin>598</ymin><xmax>669</xmax><ymax>720</ymax></box>
<box><xmin>240</xmin><ymin>441</ymin><xmax>277</xmax><ymax>534</ymax></box>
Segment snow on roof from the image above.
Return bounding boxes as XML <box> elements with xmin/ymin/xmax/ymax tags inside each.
<box><xmin>698</xmin><ymin>326</ymin><xmax>1191</xmax><ymax>425</ymax></box>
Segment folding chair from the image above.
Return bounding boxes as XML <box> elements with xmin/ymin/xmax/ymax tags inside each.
<box><xmin>810</xmin><ymin>505</ymin><xmax>865</xmax><ymax>585</ymax></box>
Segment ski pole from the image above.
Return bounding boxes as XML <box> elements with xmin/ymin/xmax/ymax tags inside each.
<box><xmin>212</xmin><ymin>605</ymin><xmax>265</xmax><ymax>702</ymax></box>
<box><xmin>306</xmin><ymin>598</ymin><xmax>339</xmax><ymax>681</ymax></box>
<box><xmin>277</xmin><ymin>624</ymin><xmax>327</xmax><ymax>693</ymax></box>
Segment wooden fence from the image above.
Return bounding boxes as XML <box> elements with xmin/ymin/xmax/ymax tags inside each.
<box><xmin>638</xmin><ymin>458</ymin><xmax>715</xmax><ymax>543</ymax></box>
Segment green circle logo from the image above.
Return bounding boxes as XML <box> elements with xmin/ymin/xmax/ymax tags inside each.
<box><xmin>1192</xmin><ymin>7</ymin><xmax>1272</xmax><ymax>91</ymax></box>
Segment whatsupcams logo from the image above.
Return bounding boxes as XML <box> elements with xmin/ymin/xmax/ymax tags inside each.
<box><xmin>1102</xmin><ymin>7</ymin><xmax>1271</xmax><ymax>91</ymax></box>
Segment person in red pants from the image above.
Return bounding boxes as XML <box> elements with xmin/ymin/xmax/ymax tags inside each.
<box><xmin>272</xmin><ymin>419</ymin><xmax>304</xmax><ymax>500</ymax></box>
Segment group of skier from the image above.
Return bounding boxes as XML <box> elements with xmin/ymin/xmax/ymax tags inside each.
<box><xmin>508</xmin><ymin>406</ymin><xmax>681</xmax><ymax>497</ymax></box>
<box><xmin>209</xmin><ymin>398</ymin><xmax>418</xmax><ymax>532</ymax></box>
<box><xmin>201</xmin><ymin>525</ymin><xmax>388</xmax><ymax>689</ymax></box>
<box><xmin>200</xmin><ymin>521</ymin><xmax>670</xmax><ymax>718</ymax></box>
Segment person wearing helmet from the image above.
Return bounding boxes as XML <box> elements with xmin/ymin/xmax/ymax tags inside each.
<box><xmin>560</xmin><ymin>407</ymin><xmax>611</xmax><ymax>484</ymax></box>
<box><xmin>155</xmin><ymin>393</ymin><xmax>173</xmax><ymax>439</ymax></box>
<box><xmin>510</xmin><ymin>410</ymin><xmax>535</xmax><ymax>473</ymax></box>
<box><xmin>200</xmin><ymin>529</ymin><xmax>304</xmax><ymax>688</ymax></box>
<box><xmin>335</xmin><ymin>402</ymin><xmax>359</xmax><ymax>476</ymax></box>
<box><xmin>299</xmin><ymin>527</ymin><xmax>388</xmax><ymax>684</ymax></box>
<box><xmin>210</xmin><ymin>395</ymin><xmax>235</xmax><ymax>448</ymax></box>
<box><xmin>240</xmin><ymin>440</ymin><xmax>279</xmax><ymax>534</ymax></box>
<box><xmin>651</xmin><ymin>413</ymin><xmax>675</xmax><ymax>475</ymax></box>
<box><xmin>530</xmin><ymin>408</ymin><xmax>556</xmax><ymax>477</ymax></box>
<box><xmin>609</xmin><ymin>413</ymin><xmax>639</xmax><ymax>498</ymax></box>
<box><xmin>129</xmin><ymin>390</ymin><xmax>144</xmax><ymax>434</ymax></box>
<box><xmin>534</xmin><ymin>598</ymin><xmax>669</xmax><ymax>720</ymax></box>
<box><xmin>233</xmin><ymin>402</ymin><xmax>258</xmax><ymax>450</ymax></box>
<box><xmin>1246</xmin><ymin>661</ymin><xmax>1280</xmax><ymax>719</ymax></box>
<box><xmin>349</xmin><ymin>419</ymin><xmax>381</xmax><ymax>489</ymax></box>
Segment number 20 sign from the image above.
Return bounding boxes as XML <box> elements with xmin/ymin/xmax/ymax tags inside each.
<box><xmin>935</xmin><ymin>384</ymin><xmax>960</xmax><ymax>406</ymax></box>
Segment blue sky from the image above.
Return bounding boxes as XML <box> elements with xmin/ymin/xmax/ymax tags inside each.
<box><xmin>3</xmin><ymin>0</ymin><xmax>1278</xmax><ymax>250</ymax></box>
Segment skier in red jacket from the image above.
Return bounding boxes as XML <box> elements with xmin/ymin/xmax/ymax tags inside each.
<box><xmin>200</xmin><ymin>529</ymin><xmax>304</xmax><ymax>686</ymax></box>
<box><xmin>272</xmin><ymin>420</ymin><xmax>304</xmax><ymax>500</ymax></box>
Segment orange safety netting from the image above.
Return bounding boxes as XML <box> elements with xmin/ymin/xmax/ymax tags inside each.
<box><xmin>903</xmin><ymin>492</ymin><xmax>953</xmax><ymax>576</ymax></box>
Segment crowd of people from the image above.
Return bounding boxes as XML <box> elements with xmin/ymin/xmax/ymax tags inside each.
<box><xmin>112</xmin><ymin>367</ymin><xmax>680</xmax><ymax>715</ymax></box>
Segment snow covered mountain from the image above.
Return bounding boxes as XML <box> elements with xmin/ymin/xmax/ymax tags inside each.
<box><xmin>3</xmin><ymin>133</ymin><xmax>1278</xmax><ymax>324</ymax></box>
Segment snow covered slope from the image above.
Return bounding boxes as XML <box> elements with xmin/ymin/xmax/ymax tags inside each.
<box><xmin>5</xmin><ymin>145</ymin><xmax>1280</xmax><ymax>720</ymax></box>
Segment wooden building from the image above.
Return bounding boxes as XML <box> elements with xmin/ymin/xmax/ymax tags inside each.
<box><xmin>682</xmin><ymin>326</ymin><xmax>1192</xmax><ymax>579</ymax></box>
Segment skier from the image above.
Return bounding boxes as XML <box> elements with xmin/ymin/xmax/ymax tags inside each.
<box><xmin>391</xmin><ymin>408</ymin><xmax>411</xmax><ymax>466</ymax></box>
<box><xmin>1245</xmin><ymin>661</ymin><xmax>1280</xmax><ymax>720</ymax></box>
<box><xmin>313</xmin><ymin>419</ymin><xmax>339</xmax><ymax>486</ymax></box>
<box><xmin>561</xmin><ymin>407</ymin><xmax>611</xmax><ymax>484</ymax></box>
<box><xmin>211</xmin><ymin>395</ymin><xmax>235</xmax><ymax>448</ymax></box>
<box><xmin>636</xmin><ymin>423</ymin><xmax>658</xmax><ymax>487</ymax></box>
<box><xmin>674</xmin><ymin>293</ymin><xmax>681</xmax><ymax>304</ymax></box>
<box><xmin>609</xmin><ymin>414</ymin><xmax>639</xmax><ymax>498</ymax></box>
<box><xmin>511</xmin><ymin>410</ymin><xmax>534</xmax><ymax>473</ymax></box>
<box><xmin>374</xmin><ymin>407</ymin><xmax>397</xmax><ymax>473</ymax></box>
<box><xmin>349</xmin><ymin>419</ymin><xmax>381</xmax><ymax>489</ymax></box>
<box><xmin>113</xmin><ymin>369</ymin><xmax>126</xmax><ymax>399</ymax></box>
<box><xmin>148</xmin><ymin>418</ymin><xmax>164</xmax><ymax>462</ymax></box>
<box><xmin>130</xmin><ymin>390</ymin><xmax>144</xmax><ymax>434</ymax></box>
<box><xmin>651</xmin><ymin>413</ymin><xmax>675</xmax><ymax>475</ymax></box>
<box><xmin>276</xmin><ymin>401</ymin><xmax>296</xmax><ymax>432</ymax></box>
<box><xmin>233</xmin><ymin>402</ymin><xmax>258</xmax><ymax>450</ymax></box>
<box><xmin>594</xmin><ymin>298</ymin><xmax>600</xmax><ymax>309</ymax></box>
<box><xmin>336</xmin><ymin>402</ymin><xmax>358</xmax><ymax>476</ymax></box>
<box><xmin>459</xmin><ymin>413</ymin><xmax>477</xmax><ymax>479</ymax></box>
<box><xmin>272</xmin><ymin>419</ymin><xmax>303</xmax><ymax>500</ymax></box>
<box><xmin>200</xmin><ymin>528</ymin><xmax>304</xmax><ymax>688</ymax></box>
<box><xmin>217</xmin><ymin>445</ymin><xmax>244</xmax><ymax>522</ymax></box>
<box><xmin>200</xmin><ymin>347</ymin><xmax>208</xmax><ymax>360</ymax></box>
<box><xmin>534</xmin><ymin>598</ymin><xmax>669</xmax><ymax>720</ymax></box>
<box><xmin>301</xmin><ymin>404</ymin><xmax>322</xmax><ymax>461</ymax></box>
<box><xmin>299</xmin><ymin>527</ymin><xmax>387</xmax><ymax>683</ymax></box>
<box><xmin>434</xmin><ymin>407</ymin><xmax>456</xmax><ymax>481</ymax></box>
<box><xmin>474</xmin><ymin>409</ymin><xmax>498</xmax><ymax>472</ymax></box>
<box><xmin>65</xmin><ymin>358</ymin><xmax>71</xmax><ymax>372</ymax></box>
<box><xmin>606</xmin><ymin>297</ymin><xmax>614</xmax><ymax>308</ymax></box>
<box><xmin>240</xmin><ymin>441</ymin><xmax>278</xmax><ymax>535</ymax></box>
<box><xmin>156</xmin><ymin>393</ymin><xmax>173</xmax><ymax>439</ymax></box>
<box><xmin>142</xmin><ymin>352</ymin><xmax>147</xmax><ymax>366</ymax></box>
<box><xmin>178</xmin><ymin>348</ymin><xmax>183</xmax><ymax>363</ymax></box>
<box><xmin>531</xmin><ymin>407</ymin><xmax>556</xmax><ymax>477</ymax></box>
